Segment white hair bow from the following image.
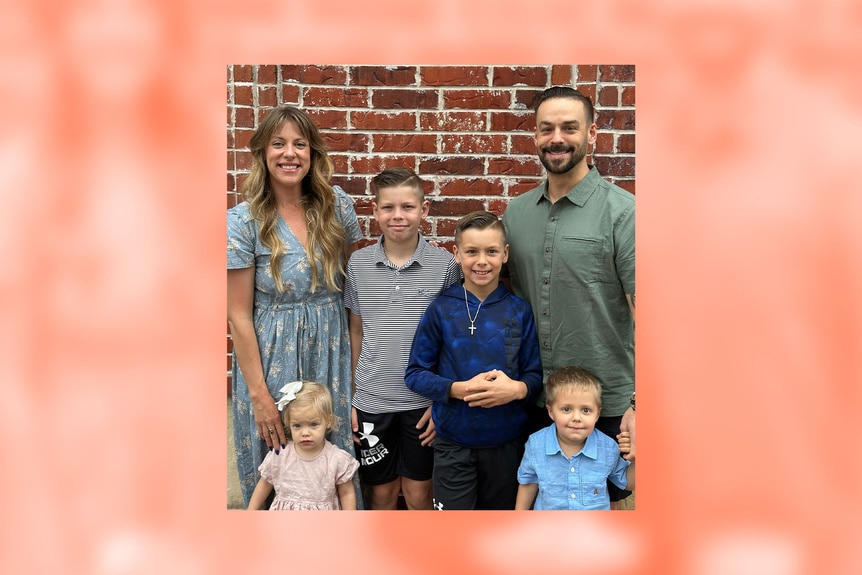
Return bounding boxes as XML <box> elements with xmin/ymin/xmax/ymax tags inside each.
<box><xmin>275</xmin><ymin>381</ymin><xmax>303</xmax><ymax>411</ymax></box>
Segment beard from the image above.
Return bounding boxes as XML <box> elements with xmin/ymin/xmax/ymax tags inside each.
<box><xmin>538</xmin><ymin>140</ymin><xmax>588</xmax><ymax>175</ymax></box>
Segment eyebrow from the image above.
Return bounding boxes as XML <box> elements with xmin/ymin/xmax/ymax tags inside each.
<box><xmin>538</xmin><ymin>120</ymin><xmax>581</xmax><ymax>129</ymax></box>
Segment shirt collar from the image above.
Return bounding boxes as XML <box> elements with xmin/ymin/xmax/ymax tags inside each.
<box><xmin>372</xmin><ymin>234</ymin><xmax>427</xmax><ymax>269</ymax></box>
<box><xmin>537</xmin><ymin>165</ymin><xmax>600</xmax><ymax>208</ymax></box>
<box><xmin>542</xmin><ymin>423</ymin><xmax>599</xmax><ymax>460</ymax></box>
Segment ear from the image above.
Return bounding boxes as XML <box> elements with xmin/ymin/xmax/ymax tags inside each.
<box><xmin>453</xmin><ymin>244</ymin><xmax>461</xmax><ymax>263</ymax></box>
<box><xmin>371</xmin><ymin>200</ymin><xmax>379</xmax><ymax>218</ymax></box>
<box><xmin>546</xmin><ymin>404</ymin><xmax>553</xmax><ymax>419</ymax></box>
<box><xmin>420</xmin><ymin>199</ymin><xmax>430</xmax><ymax>219</ymax></box>
<box><xmin>588</xmin><ymin>122</ymin><xmax>598</xmax><ymax>146</ymax></box>
<box><xmin>502</xmin><ymin>243</ymin><xmax>509</xmax><ymax>264</ymax></box>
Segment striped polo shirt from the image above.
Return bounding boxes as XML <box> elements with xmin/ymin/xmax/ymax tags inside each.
<box><xmin>345</xmin><ymin>235</ymin><xmax>461</xmax><ymax>413</ymax></box>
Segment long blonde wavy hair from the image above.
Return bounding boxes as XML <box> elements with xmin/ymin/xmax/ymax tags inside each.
<box><xmin>242</xmin><ymin>105</ymin><xmax>348</xmax><ymax>293</ymax></box>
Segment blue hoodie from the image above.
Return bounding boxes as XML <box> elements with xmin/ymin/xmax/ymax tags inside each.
<box><xmin>405</xmin><ymin>282</ymin><xmax>543</xmax><ymax>448</ymax></box>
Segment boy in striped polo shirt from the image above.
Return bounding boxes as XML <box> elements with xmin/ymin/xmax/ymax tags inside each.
<box><xmin>344</xmin><ymin>167</ymin><xmax>461</xmax><ymax>510</ymax></box>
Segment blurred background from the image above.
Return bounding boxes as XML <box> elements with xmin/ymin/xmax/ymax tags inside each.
<box><xmin>2</xmin><ymin>0</ymin><xmax>861</xmax><ymax>574</ymax></box>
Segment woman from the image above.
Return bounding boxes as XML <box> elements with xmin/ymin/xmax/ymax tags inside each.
<box><xmin>227</xmin><ymin>105</ymin><xmax>363</xmax><ymax>508</ymax></box>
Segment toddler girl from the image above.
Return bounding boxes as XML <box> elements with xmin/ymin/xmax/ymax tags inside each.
<box><xmin>247</xmin><ymin>381</ymin><xmax>360</xmax><ymax>510</ymax></box>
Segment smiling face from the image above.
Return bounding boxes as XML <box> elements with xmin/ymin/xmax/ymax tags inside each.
<box><xmin>547</xmin><ymin>386</ymin><xmax>602</xmax><ymax>455</ymax></box>
<box><xmin>286</xmin><ymin>403</ymin><xmax>330</xmax><ymax>457</ymax></box>
<box><xmin>534</xmin><ymin>97</ymin><xmax>597</xmax><ymax>176</ymax></box>
<box><xmin>264</xmin><ymin>121</ymin><xmax>311</xmax><ymax>193</ymax></box>
<box><xmin>373</xmin><ymin>184</ymin><xmax>429</xmax><ymax>246</ymax></box>
<box><xmin>454</xmin><ymin>226</ymin><xmax>508</xmax><ymax>299</ymax></box>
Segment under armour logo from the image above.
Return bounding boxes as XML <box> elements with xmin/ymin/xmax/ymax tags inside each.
<box><xmin>433</xmin><ymin>499</ymin><xmax>444</xmax><ymax>510</ymax></box>
<box><xmin>358</xmin><ymin>422</ymin><xmax>379</xmax><ymax>447</ymax></box>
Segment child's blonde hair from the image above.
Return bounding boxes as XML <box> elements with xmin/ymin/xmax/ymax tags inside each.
<box><xmin>279</xmin><ymin>381</ymin><xmax>339</xmax><ymax>439</ymax></box>
<box><xmin>545</xmin><ymin>365</ymin><xmax>603</xmax><ymax>409</ymax></box>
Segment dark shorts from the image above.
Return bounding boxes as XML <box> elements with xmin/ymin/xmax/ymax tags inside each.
<box><xmin>431</xmin><ymin>436</ymin><xmax>523</xmax><ymax>510</ymax></box>
<box><xmin>353</xmin><ymin>407</ymin><xmax>434</xmax><ymax>486</ymax></box>
<box><xmin>595</xmin><ymin>414</ymin><xmax>632</xmax><ymax>502</ymax></box>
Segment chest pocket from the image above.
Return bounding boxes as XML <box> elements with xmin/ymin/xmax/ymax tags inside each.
<box><xmin>557</xmin><ymin>236</ymin><xmax>607</xmax><ymax>284</ymax></box>
<box><xmin>580</xmin><ymin>479</ymin><xmax>609</xmax><ymax>508</ymax></box>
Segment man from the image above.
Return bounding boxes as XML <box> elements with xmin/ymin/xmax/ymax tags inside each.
<box><xmin>502</xmin><ymin>85</ymin><xmax>635</xmax><ymax>508</ymax></box>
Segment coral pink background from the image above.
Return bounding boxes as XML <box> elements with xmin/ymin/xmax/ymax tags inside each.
<box><xmin>2</xmin><ymin>1</ymin><xmax>860</xmax><ymax>573</ymax></box>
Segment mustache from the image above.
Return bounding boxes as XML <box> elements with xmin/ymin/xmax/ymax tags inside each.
<box><xmin>542</xmin><ymin>145</ymin><xmax>574</xmax><ymax>154</ymax></box>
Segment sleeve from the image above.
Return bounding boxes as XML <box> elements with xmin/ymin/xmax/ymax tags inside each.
<box><xmin>443</xmin><ymin>257</ymin><xmax>463</xmax><ymax>289</ymax></box>
<box><xmin>614</xmin><ymin>199</ymin><xmax>635</xmax><ymax>296</ymax></box>
<box><xmin>333</xmin><ymin>449</ymin><xmax>360</xmax><ymax>485</ymax></box>
<box><xmin>608</xmin><ymin>455</ymin><xmax>631</xmax><ymax>491</ymax></box>
<box><xmin>404</xmin><ymin>302</ymin><xmax>454</xmax><ymax>403</ymax></box>
<box><xmin>333</xmin><ymin>185</ymin><xmax>363</xmax><ymax>245</ymax></box>
<box><xmin>517</xmin><ymin>435</ymin><xmax>539</xmax><ymax>484</ymax></box>
<box><xmin>257</xmin><ymin>450</ymin><xmax>277</xmax><ymax>483</ymax></box>
<box><xmin>343</xmin><ymin>252</ymin><xmax>360</xmax><ymax>314</ymax></box>
<box><xmin>227</xmin><ymin>205</ymin><xmax>256</xmax><ymax>269</ymax></box>
<box><xmin>517</xmin><ymin>303</ymin><xmax>544</xmax><ymax>402</ymax></box>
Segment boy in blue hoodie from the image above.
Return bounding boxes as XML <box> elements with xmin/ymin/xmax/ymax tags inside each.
<box><xmin>405</xmin><ymin>211</ymin><xmax>542</xmax><ymax>510</ymax></box>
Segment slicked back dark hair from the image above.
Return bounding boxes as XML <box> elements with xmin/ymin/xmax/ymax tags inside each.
<box><xmin>371</xmin><ymin>167</ymin><xmax>426</xmax><ymax>202</ymax></box>
<box><xmin>532</xmin><ymin>86</ymin><xmax>595</xmax><ymax>125</ymax></box>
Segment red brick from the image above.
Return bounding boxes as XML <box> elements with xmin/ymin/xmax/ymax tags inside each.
<box><xmin>236</xmin><ymin>151</ymin><xmax>253</xmax><ymax>171</ymax></box>
<box><xmin>282</xmin><ymin>65</ymin><xmax>348</xmax><ymax>85</ymax></box>
<box><xmin>349</xmin><ymin>193</ymin><xmax>375</xmax><ymax>216</ymax></box>
<box><xmin>441</xmin><ymin>134</ymin><xmax>506</xmax><ymax>155</ymax></box>
<box><xmin>235</xmin><ymin>107</ymin><xmax>255</xmax><ymax>128</ymax></box>
<box><xmin>439</xmin><ymin>177</ymin><xmax>504</xmax><ymax>197</ymax></box>
<box><xmin>418</xmin><ymin>156</ymin><xmax>485</xmax><ymax>176</ymax></box>
<box><xmin>372</xmin><ymin>89</ymin><xmax>439</xmax><ymax>109</ymax></box>
<box><xmin>443</xmin><ymin>89</ymin><xmax>509</xmax><ymax>110</ymax></box>
<box><xmin>258</xmin><ymin>86</ymin><xmax>277</xmax><ymax>107</ymax></box>
<box><xmin>600</xmin><ymin>65</ymin><xmax>635</xmax><ymax>82</ymax></box>
<box><xmin>435</xmin><ymin>218</ymin><xmax>460</xmax><ymax>238</ymax></box>
<box><xmin>509</xmin><ymin>178</ymin><xmax>544</xmax><ymax>197</ymax></box>
<box><xmin>351</xmin><ymin>111</ymin><xmax>415</xmax><ymax>131</ymax></box>
<box><xmin>282</xmin><ymin>84</ymin><xmax>300</xmax><ymax>104</ymax></box>
<box><xmin>330</xmin><ymin>154</ymin><xmax>349</xmax><ymax>174</ymax></box>
<box><xmin>323</xmin><ymin>131</ymin><xmax>369</xmax><ymax>153</ymax></box>
<box><xmin>593</xmin><ymin>155</ymin><xmax>635</xmax><ymax>178</ymax></box>
<box><xmin>235</xmin><ymin>129</ymin><xmax>254</xmax><ymax>150</ymax></box>
<box><xmin>621</xmin><ymin>85</ymin><xmax>636</xmax><ymax>106</ymax></box>
<box><xmin>234</xmin><ymin>84</ymin><xmax>253</xmax><ymax>107</ymax></box>
<box><xmin>227</xmin><ymin>192</ymin><xmax>241</xmax><ymax>209</ymax></box>
<box><xmin>227</xmin><ymin>150</ymin><xmax>235</xmax><ymax>171</ymax></box>
<box><xmin>551</xmin><ymin>65</ymin><xmax>573</xmax><ymax>85</ymax></box>
<box><xmin>596</xmin><ymin>109</ymin><xmax>635</xmax><ymax>131</ymax></box>
<box><xmin>304</xmin><ymin>87</ymin><xmax>368</xmax><ymax>107</ymax></box>
<box><xmin>577</xmin><ymin>65</ymin><xmax>598</xmax><ymax>83</ymax></box>
<box><xmin>575</xmin><ymin>83</ymin><xmax>596</xmax><ymax>104</ymax></box>
<box><xmin>492</xmin><ymin>66</ymin><xmax>547</xmax><ymax>87</ymax></box>
<box><xmin>515</xmin><ymin>89</ymin><xmax>544</xmax><ymax>110</ymax></box>
<box><xmin>351</xmin><ymin>155</ymin><xmax>417</xmax><ymax>175</ymax></box>
<box><xmin>351</xmin><ymin>66</ymin><xmax>417</xmax><ymax>86</ymax></box>
<box><xmin>236</xmin><ymin>173</ymin><xmax>248</xmax><ymax>192</ymax></box>
<box><xmin>488</xmin><ymin>157</ymin><xmax>543</xmax><ymax>176</ymax></box>
<box><xmin>419</xmin><ymin>111</ymin><xmax>486</xmax><ymax>132</ymax></box>
<box><xmin>618</xmin><ymin>134</ymin><xmax>635</xmax><ymax>154</ymax></box>
<box><xmin>598</xmin><ymin>85</ymin><xmax>618</xmax><ymax>107</ymax></box>
<box><xmin>234</xmin><ymin>65</ymin><xmax>253</xmax><ymax>83</ymax></box>
<box><xmin>430</xmin><ymin>198</ymin><xmax>487</xmax><ymax>216</ymax></box>
<box><xmin>595</xmin><ymin>133</ymin><xmax>614</xmax><ymax>155</ymax></box>
<box><xmin>421</xmin><ymin>66</ymin><xmax>488</xmax><ymax>86</ymax></box>
<box><xmin>487</xmin><ymin>198</ymin><xmax>508</xmax><ymax>216</ymax></box>
<box><xmin>511</xmin><ymin>135</ymin><xmax>537</xmax><ymax>155</ymax></box>
<box><xmin>373</xmin><ymin>133</ymin><xmax>437</xmax><ymax>154</ymax></box>
<box><xmin>331</xmin><ymin>176</ymin><xmax>369</xmax><ymax>199</ymax></box>
<box><xmin>227</xmin><ymin>174</ymin><xmax>235</xmax><ymax>193</ymax></box>
<box><xmin>490</xmin><ymin>111</ymin><xmax>534</xmax><ymax>132</ymax></box>
<box><xmin>306</xmin><ymin>109</ymin><xmax>348</xmax><ymax>130</ymax></box>
<box><xmin>226</xmin><ymin>129</ymin><xmax>235</xmax><ymax>149</ymax></box>
<box><xmin>257</xmin><ymin>65</ymin><xmax>277</xmax><ymax>84</ymax></box>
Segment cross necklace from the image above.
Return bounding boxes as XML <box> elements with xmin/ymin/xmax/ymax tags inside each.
<box><xmin>464</xmin><ymin>286</ymin><xmax>483</xmax><ymax>335</ymax></box>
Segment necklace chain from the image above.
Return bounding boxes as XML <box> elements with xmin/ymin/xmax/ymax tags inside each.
<box><xmin>464</xmin><ymin>286</ymin><xmax>482</xmax><ymax>336</ymax></box>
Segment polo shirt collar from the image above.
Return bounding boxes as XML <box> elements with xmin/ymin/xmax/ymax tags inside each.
<box><xmin>372</xmin><ymin>234</ymin><xmax>427</xmax><ymax>268</ymax></box>
<box><xmin>538</xmin><ymin>165</ymin><xmax>601</xmax><ymax>208</ymax></box>
<box><xmin>542</xmin><ymin>423</ymin><xmax>599</xmax><ymax>460</ymax></box>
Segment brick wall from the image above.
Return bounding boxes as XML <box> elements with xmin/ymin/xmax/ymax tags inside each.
<box><xmin>226</xmin><ymin>64</ymin><xmax>635</xmax><ymax>390</ymax></box>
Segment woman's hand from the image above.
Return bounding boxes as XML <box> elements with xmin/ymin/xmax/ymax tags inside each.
<box><xmin>251</xmin><ymin>391</ymin><xmax>286</xmax><ymax>453</ymax></box>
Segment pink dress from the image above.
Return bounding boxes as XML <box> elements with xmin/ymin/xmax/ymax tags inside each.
<box><xmin>258</xmin><ymin>440</ymin><xmax>359</xmax><ymax>510</ymax></box>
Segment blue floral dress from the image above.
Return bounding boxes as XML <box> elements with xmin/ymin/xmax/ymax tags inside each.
<box><xmin>227</xmin><ymin>186</ymin><xmax>363</xmax><ymax>508</ymax></box>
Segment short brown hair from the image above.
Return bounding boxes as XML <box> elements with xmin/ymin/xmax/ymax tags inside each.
<box><xmin>453</xmin><ymin>210</ymin><xmax>506</xmax><ymax>247</ymax></box>
<box><xmin>545</xmin><ymin>365</ymin><xmax>603</xmax><ymax>408</ymax></box>
<box><xmin>371</xmin><ymin>167</ymin><xmax>425</xmax><ymax>202</ymax></box>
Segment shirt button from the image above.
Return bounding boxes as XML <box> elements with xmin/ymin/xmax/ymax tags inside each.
<box><xmin>570</xmin><ymin>467</ymin><xmax>575</xmax><ymax>473</ymax></box>
<box><xmin>395</xmin><ymin>285</ymin><xmax>400</xmax><ymax>290</ymax></box>
<box><xmin>550</xmin><ymin>216</ymin><xmax>556</xmax><ymax>222</ymax></box>
<box><xmin>545</xmin><ymin>247</ymin><xmax>552</xmax><ymax>253</ymax></box>
<box><xmin>570</xmin><ymin>493</ymin><xmax>576</xmax><ymax>499</ymax></box>
<box><xmin>543</xmin><ymin>278</ymin><xmax>549</xmax><ymax>285</ymax></box>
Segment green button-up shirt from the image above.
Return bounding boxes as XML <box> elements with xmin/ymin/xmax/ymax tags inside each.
<box><xmin>503</xmin><ymin>166</ymin><xmax>635</xmax><ymax>416</ymax></box>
